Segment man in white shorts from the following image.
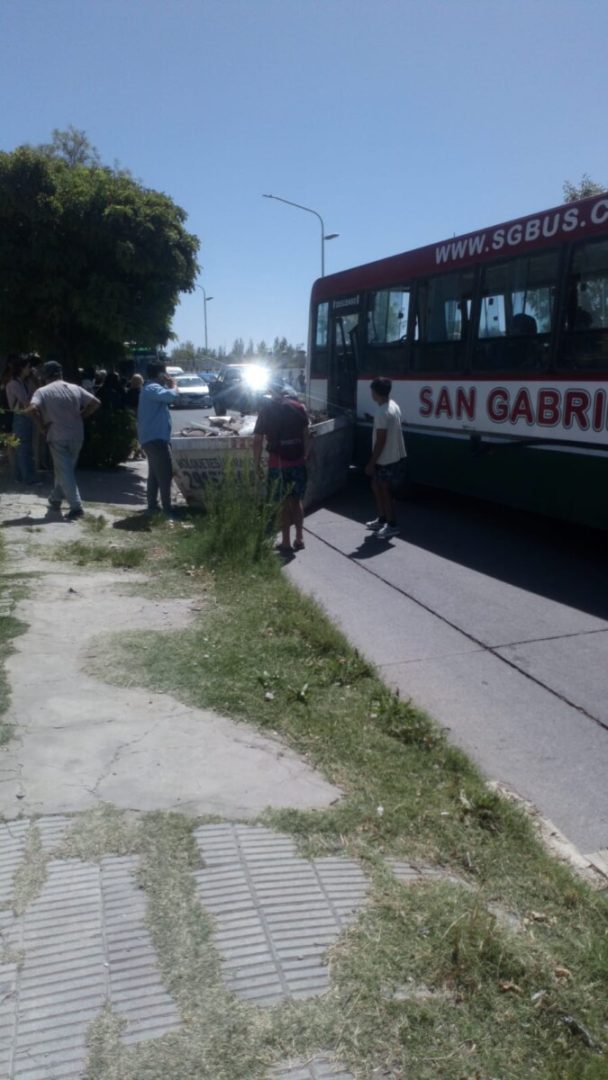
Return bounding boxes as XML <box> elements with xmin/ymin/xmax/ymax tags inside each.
<box><xmin>364</xmin><ymin>376</ymin><xmax>406</xmax><ymax>540</ymax></box>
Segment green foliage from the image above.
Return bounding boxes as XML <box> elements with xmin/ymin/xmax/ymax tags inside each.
<box><xmin>61</xmin><ymin>539</ymin><xmax>146</xmax><ymax>569</ymax></box>
<box><xmin>0</xmin><ymin>135</ymin><xmax>199</xmax><ymax>371</ymax></box>
<box><xmin>78</xmin><ymin>408</ymin><xmax>137</xmax><ymax>469</ymax></box>
<box><xmin>172</xmin><ymin>336</ymin><xmax>305</xmax><ymax>367</ymax></box>
<box><xmin>372</xmin><ymin>686</ymin><xmax>442</xmax><ymax>751</ymax></box>
<box><xmin>178</xmin><ymin>460</ymin><xmax>277</xmax><ymax>568</ymax></box>
<box><xmin>563</xmin><ymin>174</ymin><xmax>606</xmax><ymax>202</ymax></box>
<box><xmin>0</xmin><ymin>537</ymin><xmax>27</xmax><ymax>744</ymax></box>
<box><xmin>37</xmin><ymin>126</ymin><xmax>102</xmax><ymax>168</ymax></box>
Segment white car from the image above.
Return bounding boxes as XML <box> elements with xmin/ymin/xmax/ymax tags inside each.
<box><xmin>171</xmin><ymin>374</ymin><xmax>210</xmax><ymax>409</ymax></box>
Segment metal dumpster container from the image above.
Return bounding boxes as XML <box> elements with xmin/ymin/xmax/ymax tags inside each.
<box><xmin>171</xmin><ymin>414</ymin><xmax>353</xmax><ymax>510</ymax></box>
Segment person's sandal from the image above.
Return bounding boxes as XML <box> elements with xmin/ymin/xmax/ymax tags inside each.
<box><xmin>293</xmin><ymin>539</ymin><xmax>305</xmax><ymax>551</ymax></box>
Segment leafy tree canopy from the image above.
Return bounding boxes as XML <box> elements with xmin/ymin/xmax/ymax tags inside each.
<box><xmin>171</xmin><ymin>336</ymin><xmax>305</xmax><ymax>372</ymax></box>
<box><xmin>0</xmin><ymin>129</ymin><xmax>200</xmax><ymax>372</ymax></box>
<box><xmin>37</xmin><ymin>125</ymin><xmax>102</xmax><ymax>168</ymax></box>
<box><xmin>563</xmin><ymin>174</ymin><xmax>606</xmax><ymax>202</ymax></box>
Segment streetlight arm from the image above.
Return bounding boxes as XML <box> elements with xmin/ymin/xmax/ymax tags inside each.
<box><xmin>263</xmin><ymin>193</ymin><xmax>331</xmax><ymax>275</ymax></box>
<box><xmin>262</xmin><ymin>194</ymin><xmax>338</xmax><ymax>277</ymax></box>
<box><xmin>262</xmin><ymin>194</ymin><xmax>325</xmax><ymax>235</ymax></box>
<box><xmin>194</xmin><ymin>282</ymin><xmax>213</xmax><ymax>352</ymax></box>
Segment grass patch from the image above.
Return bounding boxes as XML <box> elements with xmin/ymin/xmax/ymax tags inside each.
<box><xmin>82</xmin><ymin>513</ymin><xmax>109</xmax><ymax>533</ymax></box>
<box><xmin>85</xmin><ymin>525</ymin><xmax>608</xmax><ymax>1078</ymax></box>
<box><xmin>12</xmin><ymin>824</ymin><xmax>48</xmax><ymax>915</ymax></box>
<box><xmin>60</xmin><ymin>539</ymin><xmax>146</xmax><ymax>569</ymax></box>
<box><xmin>0</xmin><ymin>536</ymin><xmax>28</xmax><ymax>744</ymax></box>
<box><xmin>175</xmin><ymin>460</ymin><xmax>278</xmax><ymax>570</ymax></box>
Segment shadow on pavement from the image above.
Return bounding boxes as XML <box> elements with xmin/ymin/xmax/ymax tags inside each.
<box><xmin>75</xmin><ymin>462</ymin><xmax>147</xmax><ymax>507</ymax></box>
<box><xmin>313</xmin><ymin>471</ymin><xmax>608</xmax><ymax>621</ymax></box>
<box><xmin>349</xmin><ymin>535</ymin><xmax>395</xmax><ymax>559</ymax></box>
<box><xmin>0</xmin><ymin>461</ymin><xmax>147</xmax><ymax>510</ymax></box>
<box><xmin>1</xmin><ymin>514</ymin><xmax>68</xmax><ymax>528</ymax></box>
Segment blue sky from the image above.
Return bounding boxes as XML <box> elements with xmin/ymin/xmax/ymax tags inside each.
<box><xmin>2</xmin><ymin>0</ymin><xmax>607</xmax><ymax>356</ymax></box>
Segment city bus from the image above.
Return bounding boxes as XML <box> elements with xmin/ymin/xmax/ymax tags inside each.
<box><xmin>307</xmin><ymin>192</ymin><xmax>608</xmax><ymax>530</ymax></box>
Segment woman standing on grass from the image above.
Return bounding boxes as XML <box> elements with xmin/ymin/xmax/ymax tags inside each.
<box><xmin>5</xmin><ymin>355</ymin><xmax>39</xmax><ymax>485</ymax></box>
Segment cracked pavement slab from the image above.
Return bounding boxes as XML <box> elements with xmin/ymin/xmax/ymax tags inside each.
<box><xmin>0</xmin><ymin>563</ymin><xmax>340</xmax><ymax>819</ymax></box>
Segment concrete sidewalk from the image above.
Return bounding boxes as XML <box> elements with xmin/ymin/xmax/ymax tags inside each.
<box><xmin>285</xmin><ymin>488</ymin><xmax>608</xmax><ymax>861</ymax></box>
<box><xmin>0</xmin><ymin>467</ymin><xmax>359</xmax><ymax>1078</ymax></box>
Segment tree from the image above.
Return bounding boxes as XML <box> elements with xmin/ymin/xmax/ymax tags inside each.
<box><xmin>38</xmin><ymin>126</ymin><xmax>102</xmax><ymax>168</ymax></box>
<box><xmin>0</xmin><ymin>134</ymin><xmax>199</xmax><ymax>373</ymax></box>
<box><xmin>270</xmin><ymin>336</ymin><xmax>304</xmax><ymax>364</ymax></box>
<box><xmin>563</xmin><ymin>174</ymin><xmax>606</xmax><ymax>202</ymax></box>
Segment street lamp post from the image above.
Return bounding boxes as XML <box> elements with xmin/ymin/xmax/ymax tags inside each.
<box><xmin>262</xmin><ymin>194</ymin><xmax>338</xmax><ymax>277</ymax></box>
<box><xmin>194</xmin><ymin>284</ymin><xmax>214</xmax><ymax>353</ymax></box>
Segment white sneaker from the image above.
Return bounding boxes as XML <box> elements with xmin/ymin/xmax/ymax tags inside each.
<box><xmin>365</xmin><ymin>518</ymin><xmax>385</xmax><ymax>531</ymax></box>
<box><xmin>377</xmin><ymin>523</ymin><xmax>399</xmax><ymax>540</ymax></box>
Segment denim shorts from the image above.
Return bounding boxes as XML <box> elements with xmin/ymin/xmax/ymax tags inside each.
<box><xmin>375</xmin><ymin>458</ymin><xmax>407</xmax><ymax>486</ymax></box>
<box><xmin>268</xmin><ymin>465</ymin><xmax>308</xmax><ymax>501</ymax></box>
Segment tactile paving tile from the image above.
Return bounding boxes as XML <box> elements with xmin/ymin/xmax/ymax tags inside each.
<box><xmin>102</xmin><ymin>855</ymin><xmax>179</xmax><ymax>1046</ymax></box>
<box><xmin>0</xmin><ymin>962</ymin><xmax>18</xmax><ymax>1078</ymax></box>
<box><xmin>4</xmin><ymin>855</ymin><xmax>180</xmax><ymax>1079</ymax></box>
<box><xmin>271</xmin><ymin>1054</ymin><xmax>354</xmax><ymax>1079</ymax></box>
<box><xmin>194</xmin><ymin>824</ymin><xmax>368</xmax><ymax>1006</ymax></box>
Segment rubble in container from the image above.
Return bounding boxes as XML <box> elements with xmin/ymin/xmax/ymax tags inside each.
<box><xmin>179</xmin><ymin>415</ymin><xmax>258</xmax><ymax>438</ymax></box>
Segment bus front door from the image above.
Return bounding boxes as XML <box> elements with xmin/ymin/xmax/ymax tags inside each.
<box><xmin>328</xmin><ymin>313</ymin><xmax>358</xmax><ymax>417</ymax></box>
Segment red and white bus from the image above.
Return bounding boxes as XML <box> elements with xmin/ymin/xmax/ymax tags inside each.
<box><xmin>307</xmin><ymin>192</ymin><xmax>608</xmax><ymax>530</ymax></box>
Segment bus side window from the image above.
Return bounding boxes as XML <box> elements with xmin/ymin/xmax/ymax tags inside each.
<box><xmin>311</xmin><ymin>301</ymin><xmax>329</xmax><ymax>377</ymax></box>
<box><xmin>560</xmin><ymin>239</ymin><xmax>608</xmax><ymax>371</ymax></box>
<box><xmin>365</xmin><ymin>288</ymin><xmax>410</xmax><ymax>375</ymax></box>
<box><xmin>367</xmin><ymin>288</ymin><xmax>409</xmax><ymax>344</ymax></box>
<box><xmin>411</xmin><ymin>271</ymin><xmax>473</xmax><ymax>371</ymax></box>
<box><xmin>473</xmin><ymin>253</ymin><xmax>557</xmax><ymax>371</ymax></box>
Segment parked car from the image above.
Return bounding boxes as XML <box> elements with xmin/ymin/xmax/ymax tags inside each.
<box><xmin>208</xmin><ymin>364</ymin><xmax>299</xmax><ymax>415</ymax></box>
<box><xmin>171</xmin><ymin>374</ymin><xmax>210</xmax><ymax>409</ymax></box>
<box><xmin>166</xmin><ymin>365</ymin><xmax>185</xmax><ymax>377</ymax></box>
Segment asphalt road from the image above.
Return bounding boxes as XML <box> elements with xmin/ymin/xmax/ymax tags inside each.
<box><xmin>171</xmin><ymin>404</ymin><xmax>214</xmax><ymax>432</ymax></box>
<box><xmin>285</xmin><ymin>478</ymin><xmax>608</xmax><ymax>857</ymax></box>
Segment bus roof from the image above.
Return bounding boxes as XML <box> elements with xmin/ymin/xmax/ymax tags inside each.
<box><xmin>311</xmin><ymin>191</ymin><xmax>608</xmax><ymax>304</ymax></box>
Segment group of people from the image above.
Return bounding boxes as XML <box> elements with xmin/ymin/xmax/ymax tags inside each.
<box><xmin>0</xmin><ymin>353</ymin><xmax>43</xmax><ymax>486</ymax></box>
<box><xmin>138</xmin><ymin>361</ymin><xmax>407</xmax><ymax>548</ymax></box>
<box><xmin>252</xmin><ymin>373</ymin><xmax>406</xmax><ymax>550</ymax></box>
<box><xmin>1</xmin><ymin>352</ymin><xmax>407</xmax><ymax>541</ymax></box>
<box><xmin>0</xmin><ymin>357</ymin><xmax>149</xmax><ymax>518</ymax></box>
<box><xmin>136</xmin><ymin>359</ymin><xmax>314</xmax><ymax>540</ymax></box>
<box><xmin>0</xmin><ymin>356</ymin><xmax>101</xmax><ymax>519</ymax></box>
<box><xmin>79</xmin><ymin>367</ymin><xmax>144</xmax><ymax>412</ymax></box>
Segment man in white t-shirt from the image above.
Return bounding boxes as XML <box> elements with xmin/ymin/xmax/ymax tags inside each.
<box><xmin>364</xmin><ymin>376</ymin><xmax>406</xmax><ymax>540</ymax></box>
<box><xmin>27</xmin><ymin>361</ymin><xmax>100</xmax><ymax>520</ymax></box>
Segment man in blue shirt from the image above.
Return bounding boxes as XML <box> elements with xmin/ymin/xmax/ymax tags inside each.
<box><xmin>137</xmin><ymin>361</ymin><xmax>178</xmax><ymax>515</ymax></box>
